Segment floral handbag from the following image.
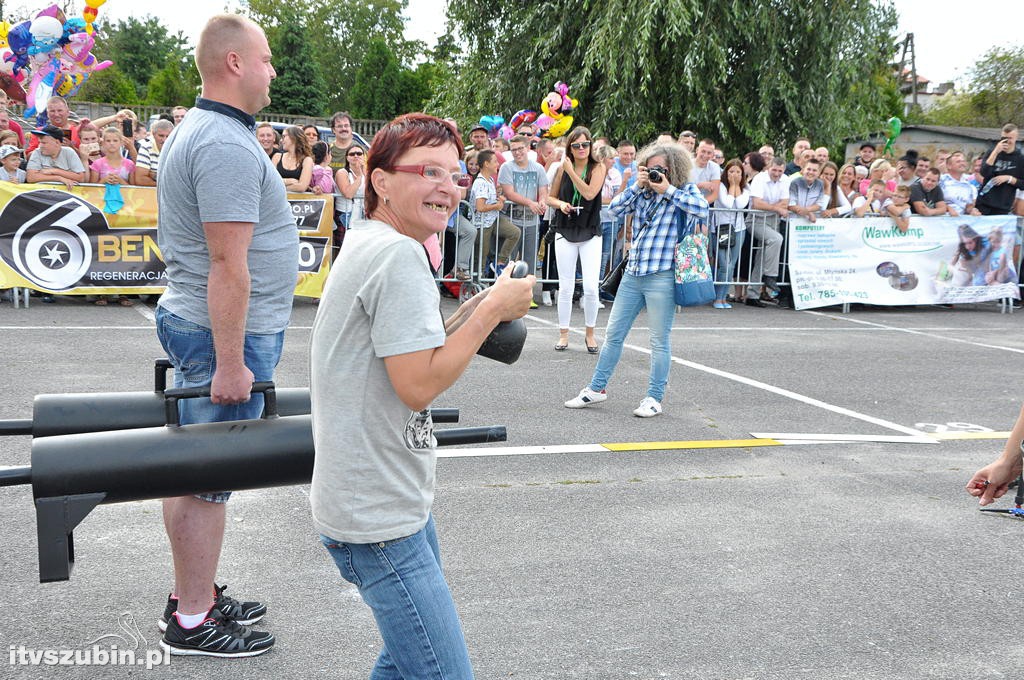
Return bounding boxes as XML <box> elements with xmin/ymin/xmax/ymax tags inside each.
<box><xmin>674</xmin><ymin>216</ymin><xmax>715</xmax><ymax>307</ymax></box>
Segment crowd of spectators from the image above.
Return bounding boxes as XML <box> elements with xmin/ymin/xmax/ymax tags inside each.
<box><xmin>3</xmin><ymin>97</ymin><xmax>1022</xmax><ymax>310</ymax></box>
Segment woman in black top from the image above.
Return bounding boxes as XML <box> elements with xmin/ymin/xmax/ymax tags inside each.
<box><xmin>546</xmin><ymin>127</ymin><xmax>607</xmax><ymax>353</ymax></box>
<box><xmin>272</xmin><ymin>126</ymin><xmax>313</xmax><ymax>192</ymax></box>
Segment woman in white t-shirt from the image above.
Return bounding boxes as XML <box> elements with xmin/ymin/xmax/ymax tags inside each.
<box><xmin>712</xmin><ymin>159</ymin><xmax>750</xmax><ymax>308</ymax></box>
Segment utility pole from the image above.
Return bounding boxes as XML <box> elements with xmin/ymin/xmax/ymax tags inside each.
<box><xmin>896</xmin><ymin>33</ymin><xmax>918</xmax><ymax>112</ymax></box>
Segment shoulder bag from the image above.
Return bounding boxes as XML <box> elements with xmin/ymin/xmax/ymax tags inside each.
<box><xmin>674</xmin><ymin>211</ymin><xmax>715</xmax><ymax>307</ymax></box>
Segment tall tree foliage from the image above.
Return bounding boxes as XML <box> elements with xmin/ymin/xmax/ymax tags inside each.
<box><xmin>267</xmin><ymin>7</ymin><xmax>328</xmax><ymax>115</ymax></box>
<box><xmin>244</xmin><ymin>0</ymin><xmax>422</xmax><ymax>113</ymax></box>
<box><xmin>144</xmin><ymin>58</ymin><xmax>200</xmax><ymax>107</ymax></box>
<box><xmin>91</xmin><ymin>16</ymin><xmax>191</xmax><ymax>101</ymax></box>
<box><xmin>349</xmin><ymin>38</ymin><xmax>432</xmax><ymax>119</ymax></box>
<box><xmin>75</xmin><ymin>63</ymin><xmax>139</xmax><ymax>106</ymax></box>
<box><xmin>433</xmin><ymin>0</ymin><xmax>900</xmax><ymax>155</ymax></box>
<box><xmin>922</xmin><ymin>45</ymin><xmax>1024</xmax><ymax>128</ymax></box>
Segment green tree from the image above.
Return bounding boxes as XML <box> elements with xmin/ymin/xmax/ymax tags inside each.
<box><xmin>433</xmin><ymin>0</ymin><xmax>900</xmax><ymax>156</ymax></box>
<box><xmin>350</xmin><ymin>38</ymin><xmax>405</xmax><ymax>119</ymax></box>
<box><xmin>75</xmin><ymin>63</ymin><xmax>139</xmax><ymax>106</ymax></box>
<box><xmin>244</xmin><ymin>0</ymin><xmax>423</xmax><ymax>112</ymax></box>
<box><xmin>267</xmin><ymin>7</ymin><xmax>328</xmax><ymax>115</ymax></box>
<box><xmin>144</xmin><ymin>58</ymin><xmax>200</xmax><ymax>107</ymax></box>
<box><xmin>923</xmin><ymin>45</ymin><xmax>1024</xmax><ymax>127</ymax></box>
<box><xmin>91</xmin><ymin>16</ymin><xmax>190</xmax><ymax>100</ymax></box>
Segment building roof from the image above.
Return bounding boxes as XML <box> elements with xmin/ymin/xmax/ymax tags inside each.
<box><xmin>847</xmin><ymin>125</ymin><xmax>1003</xmax><ymax>144</ymax></box>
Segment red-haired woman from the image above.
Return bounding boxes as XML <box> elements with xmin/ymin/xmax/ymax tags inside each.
<box><xmin>309</xmin><ymin>113</ymin><xmax>534</xmax><ymax>678</ymax></box>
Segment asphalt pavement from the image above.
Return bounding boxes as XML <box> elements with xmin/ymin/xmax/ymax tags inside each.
<box><xmin>1</xmin><ymin>294</ymin><xmax>1022</xmax><ymax>679</ymax></box>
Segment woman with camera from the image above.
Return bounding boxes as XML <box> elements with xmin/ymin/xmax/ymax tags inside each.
<box><xmin>564</xmin><ymin>141</ymin><xmax>708</xmax><ymax>418</ymax></box>
<box><xmin>546</xmin><ymin>127</ymin><xmax>607</xmax><ymax>352</ymax></box>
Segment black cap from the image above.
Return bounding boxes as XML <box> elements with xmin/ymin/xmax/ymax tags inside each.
<box><xmin>469</xmin><ymin>124</ymin><xmax>487</xmax><ymax>134</ymax></box>
<box><xmin>30</xmin><ymin>125</ymin><xmax>64</xmax><ymax>142</ymax></box>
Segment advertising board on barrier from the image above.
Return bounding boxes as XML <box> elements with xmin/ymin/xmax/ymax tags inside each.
<box><xmin>0</xmin><ymin>184</ymin><xmax>332</xmax><ymax>298</ymax></box>
<box><xmin>788</xmin><ymin>215</ymin><xmax>1020</xmax><ymax>310</ymax></box>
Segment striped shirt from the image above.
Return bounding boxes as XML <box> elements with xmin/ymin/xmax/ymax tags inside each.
<box><xmin>610</xmin><ymin>182</ymin><xmax>709</xmax><ymax>277</ymax></box>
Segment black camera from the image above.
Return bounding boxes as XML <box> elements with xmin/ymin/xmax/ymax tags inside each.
<box><xmin>648</xmin><ymin>166</ymin><xmax>667</xmax><ymax>184</ymax></box>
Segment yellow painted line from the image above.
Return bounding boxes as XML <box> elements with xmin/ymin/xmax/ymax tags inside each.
<box><xmin>602</xmin><ymin>438</ymin><xmax>783</xmax><ymax>452</ymax></box>
<box><xmin>929</xmin><ymin>431</ymin><xmax>1011</xmax><ymax>441</ymax></box>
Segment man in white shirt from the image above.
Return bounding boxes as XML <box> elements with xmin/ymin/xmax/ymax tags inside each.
<box><xmin>940</xmin><ymin>151</ymin><xmax>980</xmax><ymax>216</ymax></box>
<box><xmin>746</xmin><ymin>157</ymin><xmax>789</xmax><ymax>305</ymax></box>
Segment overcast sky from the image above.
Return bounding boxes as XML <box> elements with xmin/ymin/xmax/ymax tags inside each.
<box><xmin>109</xmin><ymin>0</ymin><xmax>1020</xmax><ymax>89</ymax></box>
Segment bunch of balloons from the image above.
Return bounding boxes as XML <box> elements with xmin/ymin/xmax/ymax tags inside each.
<box><xmin>0</xmin><ymin>2</ymin><xmax>112</xmax><ymax>121</ymax></box>
<box><xmin>476</xmin><ymin>80</ymin><xmax>581</xmax><ymax>143</ymax></box>
<box><xmin>534</xmin><ymin>81</ymin><xmax>577</xmax><ymax>139</ymax></box>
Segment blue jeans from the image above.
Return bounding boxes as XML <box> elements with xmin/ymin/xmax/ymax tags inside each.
<box><xmin>589</xmin><ymin>269</ymin><xmax>675</xmax><ymax>402</ymax></box>
<box><xmin>155</xmin><ymin>306</ymin><xmax>285</xmax><ymax>502</ymax></box>
<box><xmin>320</xmin><ymin>516</ymin><xmax>473</xmax><ymax>680</ymax></box>
<box><xmin>714</xmin><ymin>229</ymin><xmax>746</xmax><ymax>299</ymax></box>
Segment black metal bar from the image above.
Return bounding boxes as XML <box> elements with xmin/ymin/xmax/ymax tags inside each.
<box><xmin>0</xmin><ymin>465</ymin><xmax>31</xmax><ymax>487</ymax></box>
<box><xmin>7</xmin><ymin>389</ymin><xmax>458</xmax><ymax>437</ymax></box>
<box><xmin>434</xmin><ymin>426</ymin><xmax>506</xmax><ymax>446</ymax></box>
<box><xmin>0</xmin><ymin>419</ymin><xmax>32</xmax><ymax>435</ymax></box>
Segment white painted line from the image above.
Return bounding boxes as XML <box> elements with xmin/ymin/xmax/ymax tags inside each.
<box><xmin>528</xmin><ymin>313</ymin><xmax>930</xmax><ymax>439</ymax></box>
<box><xmin>803</xmin><ymin>310</ymin><xmax>1024</xmax><ymax>354</ymax></box>
<box><xmin>438</xmin><ymin>444</ymin><xmax>607</xmax><ymax>458</ymax></box>
<box><xmin>134</xmin><ymin>303</ymin><xmax>156</xmax><ymax>323</ymax></box>
<box><xmin>752</xmin><ymin>433</ymin><xmax>936</xmax><ymax>444</ymax></box>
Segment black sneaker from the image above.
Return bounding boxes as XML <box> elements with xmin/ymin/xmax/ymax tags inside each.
<box><xmin>160</xmin><ymin>608</ymin><xmax>275</xmax><ymax>658</ymax></box>
<box><xmin>158</xmin><ymin>584</ymin><xmax>267</xmax><ymax>632</ymax></box>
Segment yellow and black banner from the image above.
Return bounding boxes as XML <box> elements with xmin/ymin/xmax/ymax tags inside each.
<box><xmin>0</xmin><ymin>184</ymin><xmax>333</xmax><ymax>297</ymax></box>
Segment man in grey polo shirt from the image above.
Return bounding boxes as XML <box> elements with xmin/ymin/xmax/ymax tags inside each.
<box><xmin>154</xmin><ymin>14</ymin><xmax>296</xmax><ymax>658</ymax></box>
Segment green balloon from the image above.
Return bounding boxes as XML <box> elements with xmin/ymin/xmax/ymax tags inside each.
<box><xmin>887</xmin><ymin>116</ymin><xmax>902</xmax><ymax>139</ymax></box>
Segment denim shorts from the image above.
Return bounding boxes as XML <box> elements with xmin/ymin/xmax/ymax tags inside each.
<box><xmin>155</xmin><ymin>306</ymin><xmax>285</xmax><ymax>503</ymax></box>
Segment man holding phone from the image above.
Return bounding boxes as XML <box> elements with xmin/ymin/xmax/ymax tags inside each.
<box><xmin>977</xmin><ymin>123</ymin><xmax>1024</xmax><ymax>215</ymax></box>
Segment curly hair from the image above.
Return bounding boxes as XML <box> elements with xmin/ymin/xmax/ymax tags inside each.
<box><xmin>635</xmin><ymin>142</ymin><xmax>693</xmax><ymax>187</ymax></box>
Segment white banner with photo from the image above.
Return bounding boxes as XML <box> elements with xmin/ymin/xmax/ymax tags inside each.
<box><xmin>788</xmin><ymin>215</ymin><xmax>1020</xmax><ymax>310</ymax></box>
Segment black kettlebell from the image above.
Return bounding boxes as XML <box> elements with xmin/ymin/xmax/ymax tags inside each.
<box><xmin>476</xmin><ymin>261</ymin><xmax>529</xmax><ymax>365</ymax></box>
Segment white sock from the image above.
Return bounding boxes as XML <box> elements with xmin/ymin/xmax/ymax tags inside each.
<box><xmin>174</xmin><ymin>609</ymin><xmax>211</xmax><ymax>629</ymax></box>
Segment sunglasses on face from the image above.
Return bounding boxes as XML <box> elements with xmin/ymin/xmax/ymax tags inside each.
<box><xmin>347</xmin><ymin>151</ymin><xmax>364</xmax><ymax>157</ymax></box>
<box><xmin>570</xmin><ymin>142</ymin><xmax>591</xmax><ymax>150</ymax></box>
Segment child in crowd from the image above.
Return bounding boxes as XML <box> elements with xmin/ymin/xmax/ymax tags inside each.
<box><xmin>883</xmin><ymin>185</ymin><xmax>912</xmax><ymax>233</ymax></box>
<box><xmin>89</xmin><ymin>127</ymin><xmax>136</xmax><ymax>307</ymax></box>
<box><xmin>853</xmin><ymin>179</ymin><xmax>886</xmax><ymax>217</ymax></box>
<box><xmin>309</xmin><ymin>141</ymin><xmax>335</xmax><ymax>194</ymax></box>
<box><xmin>89</xmin><ymin>126</ymin><xmax>135</xmax><ymax>184</ymax></box>
<box><xmin>0</xmin><ymin>130</ymin><xmax>19</xmax><ymax>148</ymax></box>
<box><xmin>77</xmin><ymin>121</ymin><xmax>102</xmax><ymax>169</ymax></box>
<box><xmin>0</xmin><ymin>144</ymin><xmax>25</xmax><ymax>182</ymax></box>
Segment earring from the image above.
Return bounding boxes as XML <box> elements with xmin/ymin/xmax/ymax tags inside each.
<box><xmin>383</xmin><ymin>196</ymin><xmax>390</xmax><ymax>205</ymax></box>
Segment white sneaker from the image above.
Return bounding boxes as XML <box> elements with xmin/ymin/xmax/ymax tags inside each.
<box><xmin>541</xmin><ymin>291</ymin><xmax>552</xmax><ymax>306</ymax></box>
<box><xmin>633</xmin><ymin>397</ymin><xmax>663</xmax><ymax>418</ymax></box>
<box><xmin>565</xmin><ymin>387</ymin><xmax>607</xmax><ymax>409</ymax></box>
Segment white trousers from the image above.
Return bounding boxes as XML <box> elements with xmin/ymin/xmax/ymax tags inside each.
<box><xmin>555</xmin><ymin>233</ymin><xmax>602</xmax><ymax>329</ymax></box>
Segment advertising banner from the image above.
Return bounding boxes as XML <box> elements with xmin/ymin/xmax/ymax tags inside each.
<box><xmin>788</xmin><ymin>215</ymin><xmax>1020</xmax><ymax>310</ymax></box>
<box><xmin>0</xmin><ymin>184</ymin><xmax>332</xmax><ymax>297</ymax></box>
